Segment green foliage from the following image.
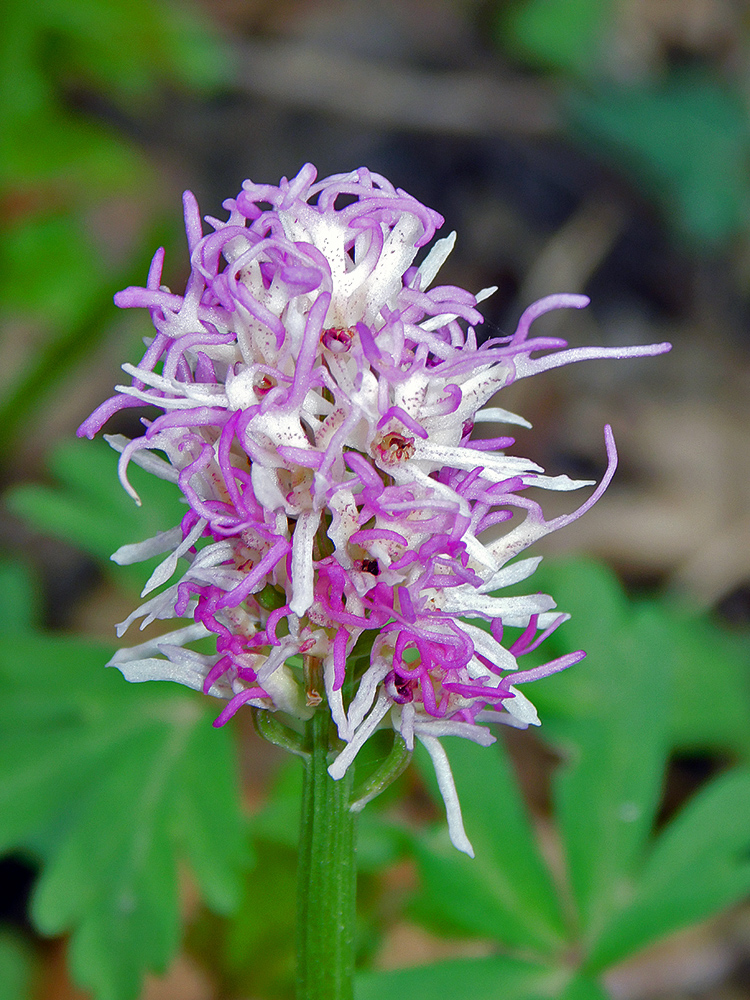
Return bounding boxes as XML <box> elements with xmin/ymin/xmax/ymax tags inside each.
<box><xmin>529</xmin><ymin>560</ymin><xmax>750</xmax><ymax>760</ymax></box>
<box><xmin>495</xmin><ymin>2</ymin><xmax>750</xmax><ymax>250</ymax></box>
<box><xmin>6</xmin><ymin>438</ymin><xmax>185</xmax><ymax>593</ymax></box>
<box><xmin>357</xmin><ymin>955</ymin><xmax>563</xmax><ymax>1000</ymax></box>
<box><xmin>192</xmin><ymin>838</ymin><xmax>298</xmax><ymax>1000</ymax></box>
<box><xmin>412</xmin><ymin>737</ymin><xmax>565</xmax><ymax>952</ymax></box>
<box><xmin>0</xmin><ymin>567</ymin><xmax>248</xmax><ymax>1000</ymax></box>
<box><xmin>0</xmin><ymin>931</ymin><xmax>34</xmax><ymax>1000</ymax></box>
<box><xmin>588</xmin><ymin>767</ymin><xmax>750</xmax><ymax>970</ymax></box>
<box><xmin>191</xmin><ymin>753</ymin><xmax>408</xmax><ymax>998</ymax></box>
<box><xmin>0</xmin><ymin>0</ymin><xmax>229</xmax><ymax>459</ymax></box>
<box><xmin>358</xmin><ymin>559</ymin><xmax>750</xmax><ymax>998</ymax></box>
<box><xmin>1</xmin><ymin>0</ymin><xmax>226</xmax><ymax>177</ymax></box>
<box><xmin>569</xmin><ymin>74</ymin><xmax>750</xmax><ymax>249</ymax></box>
<box><xmin>10</xmin><ymin>0</ymin><xmax>230</xmax><ymax>107</ymax></box>
<box><xmin>0</xmin><ymin>559</ymin><xmax>40</xmax><ymax>631</ymax></box>
<box><xmin>500</xmin><ymin>0</ymin><xmax>611</xmax><ymax>77</ymax></box>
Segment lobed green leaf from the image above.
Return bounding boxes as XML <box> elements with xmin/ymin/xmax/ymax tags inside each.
<box><xmin>0</xmin><ymin>629</ymin><xmax>247</xmax><ymax>1000</ymax></box>
<box><xmin>355</xmin><ymin>955</ymin><xmax>563</xmax><ymax>1000</ymax></box>
<box><xmin>587</xmin><ymin>767</ymin><xmax>750</xmax><ymax>969</ymax></box>
<box><xmin>412</xmin><ymin>736</ymin><xmax>566</xmax><ymax>954</ymax></box>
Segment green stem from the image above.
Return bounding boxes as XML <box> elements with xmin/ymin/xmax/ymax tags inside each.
<box><xmin>296</xmin><ymin>706</ymin><xmax>356</xmax><ymax>1000</ymax></box>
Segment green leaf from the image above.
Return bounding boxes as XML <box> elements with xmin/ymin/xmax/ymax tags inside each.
<box><xmin>154</xmin><ymin>1</ymin><xmax>236</xmax><ymax>92</ymax></box>
<box><xmin>175</xmin><ymin>719</ymin><xmax>250</xmax><ymax>916</ymax></box>
<box><xmin>521</xmin><ymin>558</ymin><xmax>750</xmax><ymax>965</ymax></box>
<box><xmin>2</xmin><ymin>0</ymin><xmax>228</xmax><ymax>114</ymax></box>
<box><xmin>1</xmin><ymin>112</ymin><xmax>147</xmax><ymax>192</ymax></box>
<box><xmin>356</xmin><ymin>955</ymin><xmax>563</xmax><ymax>1000</ymax></box>
<box><xmin>6</xmin><ymin>439</ymin><xmax>185</xmax><ymax>592</ymax></box>
<box><xmin>0</xmin><ymin>216</ymin><xmax>178</xmax><ymax>460</ymax></box>
<box><xmin>521</xmin><ymin>561</ymin><xmax>671</xmax><ymax>947</ymax></box>
<box><xmin>558</xmin><ymin>975</ymin><xmax>610</xmax><ymax>1000</ymax></box>
<box><xmin>0</xmin><ymin>213</ymin><xmax>103</xmax><ymax>322</ymax></box>
<box><xmin>190</xmin><ymin>840</ymin><xmax>297</xmax><ymax>1000</ymax></box>
<box><xmin>247</xmin><ymin>759</ymin><xmax>302</xmax><ymax>851</ymax></box>
<box><xmin>568</xmin><ymin>73</ymin><xmax>750</xmax><ymax>249</ymax></box>
<box><xmin>35</xmin><ymin>729</ymin><xmax>182</xmax><ymax>998</ymax></box>
<box><xmin>0</xmin><ymin>559</ymin><xmax>40</xmax><ymax>631</ymax></box>
<box><xmin>499</xmin><ymin>0</ymin><xmax>611</xmax><ymax>77</ymax></box>
<box><xmin>0</xmin><ymin>930</ymin><xmax>34</xmax><ymax>1000</ymax></box>
<box><xmin>661</xmin><ymin>607</ymin><xmax>750</xmax><ymax>757</ymax></box>
<box><xmin>0</xmin><ymin>629</ymin><xmax>247</xmax><ymax>1000</ymax></box>
<box><xmin>395</xmin><ymin>558</ymin><xmax>750</xmax><ymax>989</ymax></box>
<box><xmin>0</xmin><ymin>0</ymin><xmax>231</xmax><ymax>462</ymax></box>
<box><xmin>412</xmin><ymin>736</ymin><xmax>566</xmax><ymax>954</ymax></box>
<box><xmin>530</xmin><ymin>560</ymin><xmax>750</xmax><ymax>760</ymax></box>
<box><xmin>587</xmin><ymin>767</ymin><xmax>750</xmax><ymax>970</ymax></box>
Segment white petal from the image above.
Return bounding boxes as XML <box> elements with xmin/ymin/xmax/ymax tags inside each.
<box><xmin>261</xmin><ymin>663</ymin><xmax>312</xmax><ymax>719</ymax></box>
<box><xmin>111</xmin><ymin>526</ymin><xmax>183</xmax><ymax>566</ymax></box>
<box><xmin>115</xmin><ymin>384</ymin><xmax>225</xmax><ymax>410</ymax></box>
<box><xmin>524</xmin><ymin>473</ymin><xmax>594</xmax><ymax>491</ymax></box>
<box><xmin>104</xmin><ymin>434</ymin><xmax>179</xmax><ymax>483</ymax></box>
<box><xmin>251</xmin><ymin>463</ymin><xmax>287</xmax><ymax>512</ymax></box>
<box><xmin>417</xmin><ymin>735</ymin><xmax>474</xmax><ymax>858</ymax></box>
<box><xmin>324</xmin><ymin>655</ymin><xmax>351</xmax><ymax>740</ymax></box>
<box><xmin>289</xmin><ymin>510</ymin><xmax>320</xmax><ymax>616</ymax></box>
<box><xmin>115</xmin><ymin>587</ymin><xmax>181</xmax><ymax>636</ymax></box>
<box><xmin>504</xmin><ymin>686</ymin><xmax>541</xmax><ymax>726</ymax></box>
<box><xmin>473</xmin><ymin>407</ymin><xmax>532</xmax><ymax>429</ymax></box>
<box><xmin>474</xmin><ymin>709</ymin><xmax>530</xmax><ymax>729</ymax></box>
<box><xmin>419</xmin><ymin>312</ymin><xmax>460</xmax><ymax>333</ymax></box>
<box><xmin>476</xmin><ymin>556</ymin><xmax>543</xmax><ymax>594</ymax></box>
<box><xmin>395</xmin><ymin>702</ymin><xmax>416</xmax><ymax>751</ymax></box>
<box><xmin>416</xmin><ymin>231</ymin><xmax>456</xmax><ymax>289</ymax></box>
<box><xmin>345</xmin><ymin>660</ymin><xmax>391</xmax><ymax>736</ymax></box>
<box><xmin>440</xmin><ymin>591</ymin><xmax>555</xmax><ymax>623</ymax></box>
<box><xmin>120</xmin><ymin>363</ymin><xmax>227</xmax><ymax>405</ymax></box>
<box><xmin>328</xmin><ymin>692</ymin><xmax>391</xmax><ymax>780</ymax></box>
<box><xmin>140</xmin><ymin>518</ymin><xmax>207</xmax><ymax>597</ymax></box>
<box><xmin>457</xmin><ymin>621</ymin><xmax>518</xmax><ymax>672</ymax></box>
<box><xmin>413</xmin><ymin>719</ymin><xmax>495</xmax><ymax>745</ymax></box>
<box><xmin>413</xmin><ymin>441</ymin><xmax>544</xmax><ymax>477</ymax></box>
<box><xmin>109</xmin><ymin>622</ymin><xmax>211</xmax><ymax>660</ymax></box>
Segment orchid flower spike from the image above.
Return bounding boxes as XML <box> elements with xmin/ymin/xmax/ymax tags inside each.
<box><xmin>79</xmin><ymin>164</ymin><xmax>670</xmax><ymax>856</ymax></box>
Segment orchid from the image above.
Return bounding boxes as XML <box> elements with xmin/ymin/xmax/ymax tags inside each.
<box><xmin>79</xmin><ymin>163</ymin><xmax>670</xmax><ymax>857</ymax></box>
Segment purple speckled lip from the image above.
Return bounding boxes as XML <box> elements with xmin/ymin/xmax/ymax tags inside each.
<box><xmin>80</xmin><ymin>163</ymin><xmax>670</xmax><ymax>855</ymax></box>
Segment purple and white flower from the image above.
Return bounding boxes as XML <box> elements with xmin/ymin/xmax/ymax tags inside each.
<box><xmin>79</xmin><ymin>164</ymin><xmax>670</xmax><ymax>855</ymax></box>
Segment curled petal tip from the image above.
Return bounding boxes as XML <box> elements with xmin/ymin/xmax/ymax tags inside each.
<box><xmin>568</xmin><ymin>293</ymin><xmax>590</xmax><ymax>309</ymax></box>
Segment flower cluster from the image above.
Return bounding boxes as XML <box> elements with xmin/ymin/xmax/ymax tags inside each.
<box><xmin>79</xmin><ymin>164</ymin><xmax>670</xmax><ymax>854</ymax></box>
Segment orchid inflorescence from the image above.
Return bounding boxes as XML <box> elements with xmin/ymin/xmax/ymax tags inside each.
<box><xmin>79</xmin><ymin>164</ymin><xmax>670</xmax><ymax>854</ymax></box>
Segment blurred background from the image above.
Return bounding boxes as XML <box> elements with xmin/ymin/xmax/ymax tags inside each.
<box><xmin>2</xmin><ymin>1</ymin><xmax>750</xmax><ymax>998</ymax></box>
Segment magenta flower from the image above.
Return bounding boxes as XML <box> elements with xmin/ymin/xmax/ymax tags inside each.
<box><xmin>79</xmin><ymin>164</ymin><xmax>670</xmax><ymax>855</ymax></box>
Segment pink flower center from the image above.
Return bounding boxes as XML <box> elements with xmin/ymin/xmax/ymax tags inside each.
<box><xmin>254</xmin><ymin>374</ymin><xmax>277</xmax><ymax>397</ymax></box>
<box><xmin>321</xmin><ymin>326</ymin><xmax>354</xmax><ymax>353</ymax></box>
<box><xmin>374</xmin><ymin>431</ymin><xmax>416</xmax><ymax>465</ymax></box>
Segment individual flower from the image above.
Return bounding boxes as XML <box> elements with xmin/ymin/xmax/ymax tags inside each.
<box><xmin>79</xmin><ymin>164</ymin><xmax>670</xmax><ymax>855</ymax></box>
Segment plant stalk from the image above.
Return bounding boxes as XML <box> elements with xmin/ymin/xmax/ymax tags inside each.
<box><xmin>296</xmin><ymin>704</ymin><xmax>356</xmax><ymax>1000</ymax></box>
